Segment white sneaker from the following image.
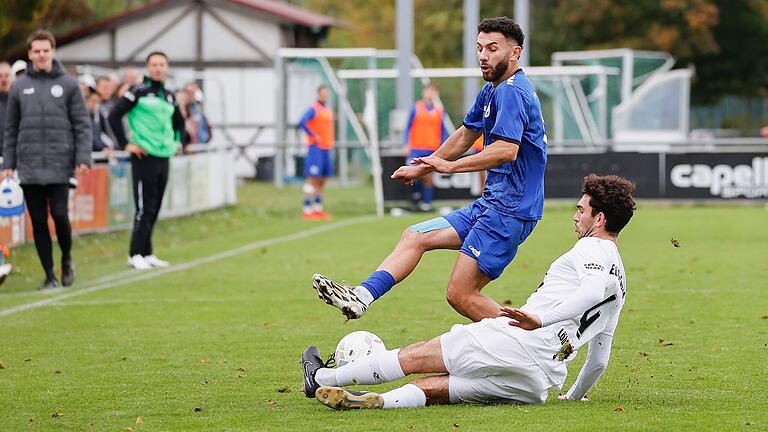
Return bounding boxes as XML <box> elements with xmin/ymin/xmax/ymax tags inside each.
<box><xmin>127</xmin><ymin>254</ymin><xmax>152</xmax><ymax>270</ymax></box>
<box><xmin>144</xmin><ymin>255</ymin><xmax>170</xmax><ymax>267</ymax></box>
<box><xmin>312</xmin><ymin>273</ymin><xmax>368</xmax><ymax>320</ymax></box>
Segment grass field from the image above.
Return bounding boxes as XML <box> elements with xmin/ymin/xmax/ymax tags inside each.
<box><xmin>0</xmin><ymin>181</ymin><xmax>766</xmax><ymax>431</ymax></box>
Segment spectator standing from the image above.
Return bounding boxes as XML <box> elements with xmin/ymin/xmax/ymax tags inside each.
<box><xmin>0</xmin><ymin>62</ymin><xmax>13</xmax><ymax>157</ymax></box>
<box><xmin>2</xmin><ymin>30</ymin><xmax>91</xmax><ymax>289</ymax></box>
<box><xmin>182</xmin><ymin>82</ymin><xmax>212</xmax><ymax>144</ymax></box>
<box><xmin>85</xmin><ymin>90</ymin><xmax>113</xmax><ymax>152</ymax></box>
<box><xmin>298</xmin><ymin>85</ymin><xmax>334</xmax><ymax>220</ymax></box>
<box><xmin>403</xmin><ymin>83</ymin><xmax>448</xmax><ymax>212</ymax></box>
<box><xmin>108</xmin><ymin>51</ymin><xmax>184</xmax><ymax>270</ymax></box>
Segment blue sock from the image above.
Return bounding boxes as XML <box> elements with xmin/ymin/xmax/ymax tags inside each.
<box><xmin>422</xmin><ymin>186</ymin><xmax>434</xmax><ymax>204</ymax></box>
<box><xmin>303</xmin><ymin>197</ymin><xmax>311</xmax><ymax>211</ymax></box>
<box><xmin>411</xmin><ymin>181</ymin><xmax>423</xmax><ymax>198</ymax></box>
<box><xmin>314</xmin><ymin>195</ymin><xmax>322</xmax><ymax>205</ymax></box>
<box><xmin>359</xmin><ymin>270</ymin><xmax>396</xmax><ymax>302</ymax></box>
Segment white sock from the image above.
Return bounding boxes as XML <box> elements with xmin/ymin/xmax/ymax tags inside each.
<box><xmin>316</xmin><ymin>348</ymin><xmax>404</xmax><ymax>387</ymax></box>
<box><xmin>381</xmin><ymin>384</ymin><xmax>427</xmax><ymax>409</ymax></box>
<box><xmin>353</xmin><ymin>285</ymin><xmax>375</xmax><ymax>306</ymax></box>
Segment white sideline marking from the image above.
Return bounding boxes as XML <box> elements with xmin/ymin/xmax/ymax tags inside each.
<box><xmin>0</xmin><ymin>216</ymin><xmax>374</xmax><ymax>318</ymax></box>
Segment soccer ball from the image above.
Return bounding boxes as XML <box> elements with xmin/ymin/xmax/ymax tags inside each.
<box><xmin>334</xmin><ymin>331</ymin><xmax>386</xmax><ymax>367</ymax></box>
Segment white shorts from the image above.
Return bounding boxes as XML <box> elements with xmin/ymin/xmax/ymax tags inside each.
<box><xmin>440</xmin><ymin>317</ymin><xmax>554</xmax><ymax>404</ymax></box>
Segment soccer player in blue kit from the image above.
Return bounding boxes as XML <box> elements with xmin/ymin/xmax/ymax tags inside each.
<box><xmin>313</xmin><ymin>16</ymin><xmax>547</xmax><ymax>322</ymax></box>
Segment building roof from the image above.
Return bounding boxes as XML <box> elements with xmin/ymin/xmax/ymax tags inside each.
<box><xmin>56</xmin><ymin>0</ymin><xmax>343</xmax><ymax>47</ymax></box>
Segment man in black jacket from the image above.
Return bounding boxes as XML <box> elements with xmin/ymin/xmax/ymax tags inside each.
<box><xmin>2</xmin><ymin>30</ymin><xmax>91</xmax><ymax>289</ymax></box>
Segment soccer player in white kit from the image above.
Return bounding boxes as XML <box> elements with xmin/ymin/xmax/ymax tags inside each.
<box><xmin>301</xmin><ymin>174</ymin><xmax>636</xmax><ymax>409</ymax></box>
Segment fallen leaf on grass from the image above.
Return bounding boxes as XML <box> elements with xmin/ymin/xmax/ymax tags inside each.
<box><xmin>124</xmin><ymin>428</ymin><xmax>134</xmax><ymax>432</ymax></box>
<box><xmin>761</xmin><ymin>315</ymin><xmax>767</xmax><ymax>320</ymax></box>
<box><xmin>51</xmin><ymin>412</ymin><xmax>63</xmax><ymax>418</ymax></box>
<box><xmin>637</xmin><ymin>352</ymin><xmax>649</xmax><ymax>357</ymax></box>
<box><xmin>266</xmin><ymin>399</ymin><xmax>278</xmax><ymax>407</ymax></box>
<box><xmin>194</xmin><ymin>407</ymin><xmax>203</xmax><ymax>412</ymax></box>
<box><xmin>502</xmin><ymin>299</ymin><xmax>512</xmax><ymax>305</ymax></box>
<box><xmin>614</xmin><ymin>407</ymin><xmax>625</xmax><ymax>412</ymax></box>
<box><xmin>670</xmin><ymin>238</ymin><xmax>680</xmax><ymax>247</ymax></box>
<box><xmin>136</xmin><ymin>416</ymin><xmax>143</xmax><ymax>424</ymax></box>
<box><xmin>0</xmin><ymin>361</ymin><xmax>5</xmax><ymax>369</ymax></box>
<box><xmin>452</xmin><ymin>423</ymin><xmax>460</xmax><ymax>429</ymax></box>
<box><xmin>197</xmin><ymin>359</ymin><xmax>211</xmax><ymax>365</ymax></box>
<box><xmin>238</xmin><ymin>367</ymin><xmax>246</xmax><ymax>372</ymax></box>
<box><xmin>658</xmin><ymin>339</ymin><xmax>675</xmax><ymax>346</ymax></box>
<box><xmin>276</xmin><ymin>387</ymin><xmax>291</xmax><ymax>393</ymax></box>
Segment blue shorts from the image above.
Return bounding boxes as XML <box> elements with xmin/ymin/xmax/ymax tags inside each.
<box><xmin>406</xmin><ymin>149</ymin><xmax>433</xmax><ymax>165</ymax></box>
<box><xmin>438</xmin><ymin>201</ymin><xmax>537</xmax><ymax>280</ymax></box>
<box><xmin>304</xmin><ymin>145</ymin><xmax>333</xmax><ymax>178</ymax></box>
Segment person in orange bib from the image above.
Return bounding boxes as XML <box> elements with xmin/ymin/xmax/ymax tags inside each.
<box><xmin>299</xmin><ymin>85</ymin><xmax>334</xmax><ymax>220</ymax></box>
<box><xmin>404</xmin><ymin>84</ymin><xmax>448</xmax><ymax>212</ymax></box>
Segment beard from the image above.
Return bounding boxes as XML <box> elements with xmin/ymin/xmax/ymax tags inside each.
<box><xmin>481</xmin><ymin>57</ymin><xmax>510</xmax><ymax>83</ymax></box>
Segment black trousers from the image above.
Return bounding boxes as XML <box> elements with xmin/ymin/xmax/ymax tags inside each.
<box><xmin>22</xmin><ymin>184</ymin><xmax>71</xmax><ymax>278</ymax></box>
<box><xmin>130</xmin><ymin>154</ymin><xmax>169</xmax><ymax>256</ymax></box>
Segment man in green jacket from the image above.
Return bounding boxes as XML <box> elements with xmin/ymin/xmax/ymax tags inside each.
<box><xmin>108</xmin><ymin>51</ymin><xmax>185</xmax><ymax>270</ymax></box>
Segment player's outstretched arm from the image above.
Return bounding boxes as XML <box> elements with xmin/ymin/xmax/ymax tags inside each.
<box><xmin>563</xmin><ymin>332</ymin><xmax>613</xmax><ymax>401</ymax></box>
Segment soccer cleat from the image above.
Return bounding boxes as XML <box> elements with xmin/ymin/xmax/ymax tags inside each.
<box><xmin>128</xmin><ymin>254</ymin><xmax>152</xmax><ymax>270</ymax></box>
<box><xmin>0</xmin><ymin>263</ymin><xmax>12</xmax><ymax>286</ymax></box>
<box><xmin>61</xmin><ymin>257</ymin><xmax>75</xmax><ymax>286</ymax></box>
<box><xmin>144</xmin><ymin>255</ymin><xmax>170</xmax><ymax>268</ymax></box>
<box><xmin>302</xmin><ymin>212</ymin><xmax>320</xmax><ymax>221</ymax></box>
<box><xmin>41</xmin><ymin>277</ymin><xmax>60</xmax><ymax>290</ymax></box>
<box><xmin>312</xmin><ymin>273</ymin><xmax>367</xmax><ymax>320</ymax></box>
<box><xmin>315</xmin><ymin>386</ymin><xmax>384</xmax><ymax>410</ymax></box>
<box><xmin>313</xmin><ymin>210</ymin><xmax>333</xmax><ymax>220</ymax></box>
<box><xmin>301</xmin><ymin>346</ymin><xmax>327</xmax><ymax>398</ymax></box>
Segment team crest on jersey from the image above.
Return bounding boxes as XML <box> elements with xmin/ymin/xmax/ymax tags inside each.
<box><xmin>483</xmin><ymin>104</ymin><xmax>490</xmax><ymax>118</ymax></box>
<box><xmin>50</xmin><ymin>84</ymin><xmax>64</xmax><ymax>98</ymax></box>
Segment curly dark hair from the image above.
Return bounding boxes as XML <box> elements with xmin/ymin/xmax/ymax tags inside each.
<box><xmin>581</xmin><ymin>174</ymin><xmax>637</xmax><ymax>234</ymax></box>
<box><xmin>477</xmin><ymin>17</ymin><xmax>525</xmax><ymax>47</ymax></box>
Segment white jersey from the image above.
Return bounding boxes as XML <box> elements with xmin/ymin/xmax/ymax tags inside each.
<box><xmin>512</xmin><ymin>237</ymin><xmax>626</xmax><ymax>387</ymax></box>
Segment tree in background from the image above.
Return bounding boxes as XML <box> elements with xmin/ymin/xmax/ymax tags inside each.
<box><xmin>0</xmin><ymin>0</ymin><xmax>155</xmax><ymax>61</ymax></box>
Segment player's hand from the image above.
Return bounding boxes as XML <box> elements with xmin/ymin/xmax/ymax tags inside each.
<box><xmin>761</xmin><ymin>126</ymin><xmax>768</xmax><ymax>138</ymax></box>
<box><xmin>76</xmin><ymin>164</ymin><xmax>90</xmax><ymax>175</ymax></box>
<box><xmin>558</xmin><ymin>394</ymin><xmax>589</xmax><ymax>401</ymax></box>
<box><xmin>411</xmin><ymin>155</ymin><xmax>455</xmax><ymax>174</ymax></box>
<box><xmin>2</xmin><ymin>169</ymin><xmax>14</xmax><ymax>178</ymax></box>
<box><xmin>125</xmin><ymin>143</ymin><xmax>148</xmax><ymax>158</ymax></box>
<box><xmin>391</xmin><ymin>164</ymin><xmax>433</xmax><ymax>186</ymax></box>
<box><xmin>500</xmin><ymin>307</ymin><xmax>542</xmax><ymax>330</ymax></box>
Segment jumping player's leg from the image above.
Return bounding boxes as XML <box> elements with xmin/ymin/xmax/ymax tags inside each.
<box><xmin>446</xmin><ymin>210</ymin><xmax>538</xmax><ymax>321</ymax></box>
<box><xmin>313</xmin><ymin>204</ymin><xmax>480</xmax><ymax>319</ymax></box>
<box><xmin>445</xmin><ymin>253</ymin><xmax>498</xmax><ymax>321</ymax></box>
<box><xmin>312</xmin><ymin>223</ymin><xmax>461</xmax><ymax>318</ymax></box>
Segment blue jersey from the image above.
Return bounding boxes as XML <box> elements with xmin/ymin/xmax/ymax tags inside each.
<box><xmin>463</xmin><ymin>69</ymin><xmax>547</xmax><ymax>220</ymax></box>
